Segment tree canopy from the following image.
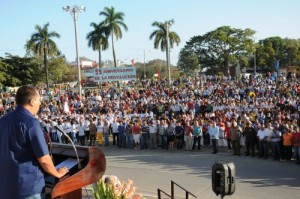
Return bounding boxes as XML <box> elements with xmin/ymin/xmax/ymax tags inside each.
<box><xmin>179</xmin><ymin>26</ymin><xmax>255</xmax><ymax>74</ymax></box>
<box><xmin>0</xmin><ymin>53</ymin><xmax>76</xmax><ymax>87</ymax></box>
<box><xmin>256</xmin><ymin>37</ymin><xmax>300</xmax><ymax>70</ymax></box>
<box><xmin>99</xmin><ymin>6</ymin><xmax>128</xmax><ymax>67</ymax></box>
<box><xmin>86</xmin><ymin>22</ymin><xmax>109</xmax><ymax>67</ymax></box>
<box><xmin>177</xmin><ymin>48</ymin><xmax>199</xmax><ymax>74</ymax></box>
<box><xmin>25</xmin><ymin>23</ymin><xmax>60</xmax><ymax>88</ymax></box>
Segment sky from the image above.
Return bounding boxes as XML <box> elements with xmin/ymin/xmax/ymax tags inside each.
<box><xmin>1</xmin><ymin>0</ymin><xmax>300</xmax><ymax>66</ymax></box>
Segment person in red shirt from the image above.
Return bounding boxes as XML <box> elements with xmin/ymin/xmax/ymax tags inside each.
<box><xmin>225</xmin><ymin>122</ymin><xmax>232</xmax><ymax>151</ymax></box>
<box><xmin>132</xmin><ymin>121</ymin><xmax>141</xmax><ymax>149</ymax></box>
<box><xmin>184</xmin><ymin>121</ymin><xmax>194</xmax><ymax>150</ymax></box>
<box><xmin>146</xmin><ymin>89</ymin><xmax>151</xmax><ymax>97</ymax></box>
<box><xmin>282</xmin><ymin>127</ymin><xmax>293</xmax><ymax>161</ymax></box>
<box><xmin>187</xmin><ymin>100</ymin><xmax>194</xmax><ymax>111</ymax></box>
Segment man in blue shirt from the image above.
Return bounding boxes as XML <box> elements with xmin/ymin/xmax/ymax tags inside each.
<box><xmin>117</xmin><ymin>121</ymin><xmax>126</xmax><ymax>148</ymax></box>
<box><xmin>0</xmin><ymin>86</ymin><xmax>69</xmax><ymax>199</ymax></box>
<box><xmin>209</xmin><ymin>121</ymin><xmax>220</xmax><ymax>154</ymax></box>
<box><xmin>175</xmin><ymin>121</ymin><xmax>184</xmax><ymax>150</ymax></box>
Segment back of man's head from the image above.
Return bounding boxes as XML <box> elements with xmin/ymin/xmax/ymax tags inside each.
<box><xmin>16</xmin><ymin>86</ymin><xmax>38</xmax><ymax>106</ymax></box>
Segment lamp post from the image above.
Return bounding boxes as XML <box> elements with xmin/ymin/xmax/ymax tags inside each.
<box><xmin>159</xmin><ymin>21</ymin><xmax>173</xmax><ymax>86</ymax></box>
<box><xmin>143</xmin><ymin>50</ymin><xmax>146</xmax><ymax>79</ymax></box>
<box><xmin>254</xmin><ymin>52</ymin><xmax>257</xmax><ymax>75</ymax></box>
<box><xmin>253</xmin><ymin>40</ymin><xmax>257</xmax><ymax>75</ymax></box>
<box><xmin>137</xmin><ymin>49</ymin><xmax>150</xmax><ymax>79</ymax></box>
<box><xmin>165</xmin><ymin>21</ymin><xmax>172</xmax><ymax>86</ymax></box>
<box><xmin>252</xmin><ymin>37</ymin><xmax>257</xmax><ymax>75</ymax></box>
<box><xmin>63</xmin><ymin>5</ymin><xmax>86</xmax><ymax>99</ymax></box>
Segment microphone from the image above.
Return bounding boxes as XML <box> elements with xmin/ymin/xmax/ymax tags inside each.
<box><xmin>52</xmin><ymin>122</ymin><xmax>82</xmax><ymax>169</ymax></box>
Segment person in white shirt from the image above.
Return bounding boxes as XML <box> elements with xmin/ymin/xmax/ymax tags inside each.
<box><xmin>83</xmin><ymin>118</ymin><xmax>90</xmax><ymax>143</ymax></box>
<box><xmin>64</xmin><ymin>119</ymin><xmax>72</xmax><ymax>144</ymax></box>
<box><xmin>264</xmin><ymin>123</ymin><xmax>273</xmax><ymax>157</ymax></box>
<box><xmin>271</xmin><ymin>124</ymin><xmax>282</xmax><ymax>160</ymax></box>
<box><xmin>218</xmin><ymin>121</ymin><xmax>226</xmax><ymax>147</ymax></box>
<box><xmin>70</xmin><ymin>119</ymin><xmax>78</xmax><ymax>143</ymax></box>
<box><xmin>78</xmin><ymin>120</ymin><xmax>85</xmax><ymax>146</ymax></box>
<box><xmin>149</xmin><ymin>121</ymin><xmax>158</xmax><ymax>149</ymax></box>
<box><xmin>96</xmin><ymin>118</ymin><xmax>104</xmax><ymax>145</ymax></box>
<box><xmin>110</xmin><ymin>118</ymin><xmax>119</xmax><ymax>146</ymax></box>
<box><xmin>56</xmin><ymin>120</ymin><xmax>64</xmax><ymax>143</ymax></box>
<box><xmin>209</xmin><ymin>121</ymin><xmax>219</xmax><ymax>154</ymax></box>
<box><xmin>257</xmin><ymin>124</ymin><xmax>268</xmax><ymax>159</ymax></box>
<box><xmin>50</xmin><ymin>120</ymin><xmax>59</xmax><ymax>143</ymax></box>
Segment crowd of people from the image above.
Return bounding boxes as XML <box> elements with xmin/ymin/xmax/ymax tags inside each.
<box><xmin>1</xmin><ymin>71</ymin><xmax>300</xmax><ymax>165</ymax></box>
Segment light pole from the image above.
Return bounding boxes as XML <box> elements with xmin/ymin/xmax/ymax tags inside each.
<box><xmin>137</xmin><ymin>49</ymin><xmax>150</xmax><ymax>79</ymax></box>
<box><xmin>166</xmin><ymin>21</ymin><xmax>172</xmax><ymax>86</ymax></box>
<box><xmin>143</xmin><ymin>50</ymin><xmax>146</xmax><ymax>79</ymax></box>
<box><xmin>254</xmin><ymin>52</ymin><xmax>257</xmax><ymax>75</ymax></box>
<box><xmin>252</xmin><ymin>37</ymin><xmax>257</xmax><ymax>75</ymax></box>
<box><xmin>253</xmin><ymin>39</ymin><xmax>257</xmax><ymax>75</ymax></box>
<box><xmin>63</xmin><ymin>5</ymin><xmax>86</xmax><ymax>99</ymax></box>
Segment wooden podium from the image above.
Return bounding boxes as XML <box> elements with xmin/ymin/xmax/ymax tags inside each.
<box><xmin>45</xmin><ymin>143</ymin><xmax>106</xmax><ymax>199</ymax></box>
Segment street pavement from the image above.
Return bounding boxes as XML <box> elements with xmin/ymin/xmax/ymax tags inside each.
<box><xmin>98</xmin><ymin>145</ymin><xmax>300</xmax><ymax>199</ymax></box>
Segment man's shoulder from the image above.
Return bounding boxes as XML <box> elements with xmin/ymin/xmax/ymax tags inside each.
<box><xmin>1</xmin><ymin>109</ymin><xmax>37</xmax><ymax>126</ymax></box>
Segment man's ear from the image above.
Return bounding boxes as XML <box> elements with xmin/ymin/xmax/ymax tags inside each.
<box><xmin>28</xmin><ymin>99</ymin><xmax>34</xmax><ymax>106</ymax></box>
<box><xmin>28</xmin><ymin>98</ymin><xmax>36</xmax><ymax>106</ymax></box>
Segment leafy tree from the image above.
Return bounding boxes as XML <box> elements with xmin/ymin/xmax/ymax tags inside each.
<box><xmin>86</xmin><ymin>22</ymin><xmax>109</xmax><ymax>67</ymax></box>
<box><xmin>0</xmin><ymin>58</ymin><xmax>13</xmax><ymax>86</ymax></box>
<box><xmin>147</xmin><ymin>59</ymin><xmax>168</xmax><ymax>80</ymax></box>
<box><xmin>177</xmin><ymin>48</ymin><xmax>199</xmax><ymax>74</ymax></box>
<box><xmin>255</xmin><ymin>37</ymin><xmax>284</xmax><ymax>70</ymax></box>
<box><xmin>1</xmin><ymin>54</ymin><xmax>40</xmax><ymax>86</ymax></box>
<box><xmin>65</xmin><ymin>67</ymin><xmax>78</xmax><ymax>82</ymax></box>
<box><xmin>281</xmin><ymin>38</ymin><xmax>300</xmax><ymax>67</ymax></box>
<box><xmin>25</xmin><ymin>23</ymin><xmax>60</xmax><ymax>89</ymax></box>
<box><xmin>48</xmin><ymin>56</ymin><xmax>74</xmax><ymax>84</ymax></box>
<box><xmin>181</xmin><ymin>26</ymin><xmax>255</xmax><ymax>75</ymax></box>
<box><xmin>149</xmin><ymin>19</ymin><xmax>181</xmax><ymax>67</ymax></box>
<box><xmin>99</xmin><ymin>7</ymin><xmax>128</xmax><ymax>67</ymax></box>
<box><xmin>0</xmin><ymin>54</ymin><xmax>76</xmax><ymax>87</ymax></box>
<box><xmin>134</xmin><ymin>59</ymin><xmax>171</xmax><ymax>80</ymax></box>
<box><xmin>256</xmin><ymin>40</ymin><xmax>276</xmax><ymax>70</ymax></box>
<box><xmin>255</xmin><ymin>37</ymin><xmax>300</xmax><ymax>71</ymax></box>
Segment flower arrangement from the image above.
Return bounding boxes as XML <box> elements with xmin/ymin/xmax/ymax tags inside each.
<box><xmin>93</xmin><ymin>175</ymin><xmax>144</xmax><ymax>199</ymax></box>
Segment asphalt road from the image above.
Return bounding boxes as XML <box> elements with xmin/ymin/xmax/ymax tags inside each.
<box><xmin>99</xmin><ymin>146</ymin><xmax>300</xmax><ymax>199</ymax></box>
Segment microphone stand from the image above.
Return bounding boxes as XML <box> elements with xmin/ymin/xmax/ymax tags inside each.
<box><xmin>55</xmin><ymin>126</ymin><xmax>82</xmax><ymax>169</ymax></box>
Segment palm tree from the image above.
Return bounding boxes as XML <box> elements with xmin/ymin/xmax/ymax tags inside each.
<box><xmin>25</xmin><ymin>23</ymin><xmax>60</xmax><ymax>89</ymax></box>
<box><xmin>86</xmin><ymin>22</ymin><xmax>109</xmax><ymax>68</ymax></box>
<box><xmin>149</xmin><ymin>19</ymin><xmax>180</xmax><ymax>65</ymax></box>
<box><xmin>99</xmin><ymin>6</ymin><xmax>128</xmax><ymax>67</ymax></box>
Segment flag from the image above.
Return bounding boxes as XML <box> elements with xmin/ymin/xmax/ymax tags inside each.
<box><xmin>131</xmin><ymin>59</ymin><xmax>135</xmax><ymax>66</ymax></box>
<box><xmin>275</xmin><ymin>60</ymin><xmax>279</xmax><ymax>72</ymax></box>
<box><xmin>157</xmin><ymin>68</ymin><xmax>161</xmax><ymax>81</ymax></box>
<box><xmin>93</xmin><ymin>60</ymin><xmax>98</xmax><ymax>68</ymax></box>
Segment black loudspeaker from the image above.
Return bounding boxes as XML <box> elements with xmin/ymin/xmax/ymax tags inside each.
<box><xmin>212</xmin><ymin>162</ymin><xmax>236</xmax><ymax>198</ymax></box>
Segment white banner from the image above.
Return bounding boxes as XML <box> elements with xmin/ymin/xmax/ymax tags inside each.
<box><xmin>94</xmin><ymin>67</ymin><xmax>136</xmax><ymax>82</ymax></box>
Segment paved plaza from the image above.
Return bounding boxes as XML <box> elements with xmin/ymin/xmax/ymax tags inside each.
<box><xmin>100</xmin><ymin>146</ymin><xmax>300</xmax><ymax>199</ymax></box>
